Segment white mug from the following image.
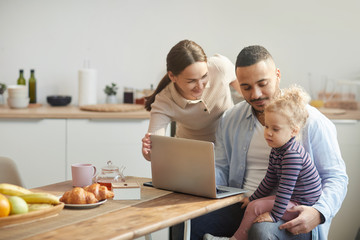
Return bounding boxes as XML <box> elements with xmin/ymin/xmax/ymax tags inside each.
<box><xmin>71</xmin><ymin>163</ymin><xmax>97</xmax><ymax>187</ymax></box>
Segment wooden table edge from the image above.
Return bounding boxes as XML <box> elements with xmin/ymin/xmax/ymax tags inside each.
<box><xmin>25</xmin><ymin>192</ymin><xmax>244</xmax><ymax>240</ymax></box>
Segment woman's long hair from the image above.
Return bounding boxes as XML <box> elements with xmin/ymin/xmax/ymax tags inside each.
<box><xmin>144</xmin><ymin>40</ymin><xmax>207</xmax><ymax>111</ymax></box>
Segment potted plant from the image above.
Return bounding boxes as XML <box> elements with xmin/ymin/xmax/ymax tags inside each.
<box><xmin>104</xmin><ymin>83</ymin><xmax>118</xmax><ymax>104</ymax></box>
<box><xmin>0</xmin><ymin>83</ymin><xmax>6</xmax><ymax>105</ymax></box>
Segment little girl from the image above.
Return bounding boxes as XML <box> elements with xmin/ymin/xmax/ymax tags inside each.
<box><xmin>204</xmin><ymin>86</ymin><xmax>322</xmax><ymax>240</ymax></box>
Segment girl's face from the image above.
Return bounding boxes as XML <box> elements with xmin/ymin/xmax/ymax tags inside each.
<box><xmin>264</xmin><ymin>111</ymin><xmax>298</xmax><ymax>148</ymax></box>
<box><xmin>169</xmin><ymin>61</ymin><xmax>209</xmax><ymax>100</ymax></box>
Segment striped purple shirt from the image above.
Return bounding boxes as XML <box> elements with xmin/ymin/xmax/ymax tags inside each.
<box><xmin>249</xmin><ymin>137</ymin><xmax>322</xmax><ymax>222</ymax></box>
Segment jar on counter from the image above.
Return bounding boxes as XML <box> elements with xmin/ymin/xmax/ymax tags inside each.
<box><xmin>123</xmin><ymin>87</ymin><xmax>134</xmax><ymax>104</ymax></box>
<box><xmin>135</xmin><ymin>89</ymin><xmax>145</xmax><ymax>105</ymax></box>
<box><xmin>94</xmin><ymin>161</ymin><xmax>125</xmax><ymax>190</ymax></box>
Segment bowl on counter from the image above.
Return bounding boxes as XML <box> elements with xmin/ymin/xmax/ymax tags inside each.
<box><xmin>7</xmin><ymin>85</ymin><xmax>27</xmax><ymax>93</ymax></box>
<box><xmin>7</xmin><ymin>85</ymin><xmax>28</xmax><ymax>99</ymax></box>
<box><xmin>8</xmin><ymin>97</ymin><xmax>30</xmax><ymax>109</ymax></box>
<box><xmin>47</xmin><ymin>96</ymin><xmax>72</xmax><ymax>106</ymax></box>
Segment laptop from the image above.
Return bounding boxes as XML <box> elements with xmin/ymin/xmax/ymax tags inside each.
<box><xmin>149</xmin><ymin>135</ymin><xmax>247</xmax><ymax>198</ymax></box>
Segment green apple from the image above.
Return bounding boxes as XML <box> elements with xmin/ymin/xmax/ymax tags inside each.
<box><xmin>8</xmin><ymin>196</ymin><xmax>28</xmax><ymax>215</ymax></box>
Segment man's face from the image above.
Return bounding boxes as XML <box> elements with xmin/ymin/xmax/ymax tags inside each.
<box><xmin>236</xmin><ymin>59</ymin><xmax>280</xmax><ymax>113</ymax></box>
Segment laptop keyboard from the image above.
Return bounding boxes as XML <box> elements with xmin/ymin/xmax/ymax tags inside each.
<box><xmin>216</xmin><ymin>188</ymin><xmax>229</xmax><ymax>194</ymax></box>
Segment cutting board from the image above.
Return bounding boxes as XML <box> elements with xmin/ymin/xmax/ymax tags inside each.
<box><xmin>80</xmin><ymin>103</ymin><xmax>144</xmax><ymax>112</ymax></box>
<box><xmin>0</xmin><ymin>203</ymin><xmax>64</xmax><ymax>228</ymax></box>
<box><xmin>319</xmin><ymin>108</ymin><xmax>346</xmax><ymax>115</ymax></box>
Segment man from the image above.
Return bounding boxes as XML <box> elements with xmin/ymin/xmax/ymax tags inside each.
<box><xmin>172</xmin><ymin>45</ymin><xmax>348</xmax><ymax>240</ymax></box>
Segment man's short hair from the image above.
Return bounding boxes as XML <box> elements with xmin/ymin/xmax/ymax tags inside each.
<box><xmin>236</xmin><ymin>45</ymin><xmax>273</xmax><ymax>67</ymax></box>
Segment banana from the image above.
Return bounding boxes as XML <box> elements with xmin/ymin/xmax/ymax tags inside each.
<box><xmin>20</xmin><ymin>192</ymin><xmax>60</xmax><ymax>205</ymax></box>
<box><xmin>0</xmin><ymin>183</ymin><xmax>32</xmax><ymax>196</ymax></box>
<box><xmin>27</xmin><ymin>203</ymin><xmax>54</xmax><ymax>212</ymax></box>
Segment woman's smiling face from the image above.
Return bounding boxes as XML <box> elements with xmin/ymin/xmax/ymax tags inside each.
<box><xmin>169</xmin><ymin>61</ymin><xmax>209</xmax><ymax>100</ymax></box>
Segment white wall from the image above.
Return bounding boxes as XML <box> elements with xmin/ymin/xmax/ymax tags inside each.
<box><xmin>1</xmin><ymin>0</ymin><xmax>359</xmax><ymax>105</ymax></box>
<box><xmin>1</xmin><ymin>1</ymin><xmax>359</xmax><ymax>239</ymax></box>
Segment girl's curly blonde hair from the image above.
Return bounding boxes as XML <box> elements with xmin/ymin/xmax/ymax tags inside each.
<box><xmin>265</xmin><ymin>85</ymin><xmax>310</xmax><ymax>131</ymax></box>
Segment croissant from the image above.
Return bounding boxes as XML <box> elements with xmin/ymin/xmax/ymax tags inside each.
<box><xmin>60</xmin><ymin>187</ymin><xmax>98</xmax><ymax>204</ymax></box>
<box><xmin>84</xmin><ymin>183</ymin><xmax>114</xmax><ymax>200</ymax></box>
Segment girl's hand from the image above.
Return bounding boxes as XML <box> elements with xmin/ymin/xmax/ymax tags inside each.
<box><xmin>142</xmin><ymin>133</ymin><xmax>152</xmax><ymax>161</ymax></box>
<box><xmin>254</xmin><ymin>212</ymin><xmax>273</xmax><ymax>223</ymax></box>
<box><xmin>240</xmin><ymin>197</ymin><xmax>250</xmax><ymax>208</ymax></box>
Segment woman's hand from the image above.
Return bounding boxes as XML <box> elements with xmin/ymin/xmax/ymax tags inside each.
<box><xmin>240</xmin><ymin>197</ymin><xmax>250</xmax><ymax>208</ymax></box>
<box><xmin>142</xmin><ymin>133</ymin><xmax>152</xmax><ymax>161</ymax></box>
<box><xmin>254</xmin><ymin>212</ymin><xmax>273</xmax><ymax>223</ymax></box>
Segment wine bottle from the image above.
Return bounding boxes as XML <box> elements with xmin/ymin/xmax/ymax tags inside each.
<box><xmin>28</xmin><ymin>69</ymin><xmax>37</xmax><ymax>103</ymax></box>
<box><xmin>17</xmin><ymin>69</ymin><xmax>26</xmax><ymax>85</ymax></box>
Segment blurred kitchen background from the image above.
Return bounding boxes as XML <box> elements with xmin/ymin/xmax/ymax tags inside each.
<box><xmin>0</xmin><ymin>0</ymin><xmax>359</xmax><ymax>105</ymax></box>
<box><xmin>1</xmin><ymin>1</ymin><xmax>359</xmax><ymax>240</ymax></box>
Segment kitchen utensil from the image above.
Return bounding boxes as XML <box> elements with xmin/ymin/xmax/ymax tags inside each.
<box><xmin>123</xmin><ymin>87</ymin><xmax>134</xmax><ymax>104</ymax></box>
<box><xmin>95</xmin><ymin>161</ymin><xmax>125</xmax><ymax>190</ymax></box>
<box><xmin>62</xmin><ymin>199</ymin><xmax>107</xmax><ymax>209</ymax></box>
<box><xmin>7</xmin><ymin>85</ymin><xmax>29</xmax><ymax>108</ymax></box>
<box><xmin>0</xmin><ymin>202</ymin><xmax>64</xmax><ymax>227</ymax></box>
<box><xmin>7</xmin><ymin>97</ymin><xmax>29</xmax><ymax>109</ymax></box>
<box><xmin>71</xmin><ymin>163</ymin><xmax>97</xmax><ymax>187</ymax></box>
<box><xmin>47</xmin><ymin>96</ymin><xmax>71</xmax><ymax>106</ymax></box>
<box><xmin>79</xmin><ymin>103</ymin><xmax>144</xmax><ymax>112</ymax></box>
<box><xmin>309</xmin><ymin>73</ymin><xmax>327</xmax><ymax>108</ymax></box>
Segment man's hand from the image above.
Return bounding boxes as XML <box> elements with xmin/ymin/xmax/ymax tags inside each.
<box><xmin>240</xmin><ymin>197</ymin><xmax>250</xmax><ymax>209</ymax></box>
<box><xmin>279</xmin><ymin>206</ymin><xmax>321</xmax><ymax>235</ymax></box>
<box><xmin>254</xmin><ymin>212</ymin><xmax>273</xmax><ymax>223</ymax></box>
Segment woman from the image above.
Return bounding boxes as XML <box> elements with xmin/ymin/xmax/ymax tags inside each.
<box><xmin>142</xmin><ymin>39</ymin><xmax>241</xmax><ymax>161</ymax></box>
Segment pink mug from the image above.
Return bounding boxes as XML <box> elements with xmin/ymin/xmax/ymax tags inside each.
<box><xmin>71</xmin><ymin>163</ymin><xmax>97</xmax><ymax>187</ymax></box>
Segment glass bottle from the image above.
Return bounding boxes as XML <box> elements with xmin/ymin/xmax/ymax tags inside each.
<box><xmin>28</xmin><ymin>69</ymin><xmax>37</xmax><ymax>103</ymax></box>
<box><xmin>17</xmin><ymin>69</ymin><xmax>26</xmax><ymax>85</ymax></box>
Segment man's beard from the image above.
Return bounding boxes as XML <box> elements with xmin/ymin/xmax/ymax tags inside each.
<box><xmin>247</xmin><ymin>97</ymin><xmax>269</xmax><ymax>114</ymax></box>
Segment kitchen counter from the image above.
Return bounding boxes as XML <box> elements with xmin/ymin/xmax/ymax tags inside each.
<box><xmin>0</xmin><ymin>104</ymin><xmax>359</xmax><ymax>120</ymax></box>
<box><xmin>0</xmin><ymin>104</ymin><xmax>150</xmax><ymax>119</ymax></box>
<box><xmin>318</xmin><ymin>108</ymin><xmax>360</xmax><ymax>120</ymax></box>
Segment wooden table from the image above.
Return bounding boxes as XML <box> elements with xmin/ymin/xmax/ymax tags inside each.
<box><xmin>0</xmin><ymin>177</ymin><xmax>244</xmax><ymax>240</ymax></box>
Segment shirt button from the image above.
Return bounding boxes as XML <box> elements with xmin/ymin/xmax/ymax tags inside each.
<box><xmin>204</xmin><ymin>109</ymin><xmax>207</xmax><ymax>112</ymax></box>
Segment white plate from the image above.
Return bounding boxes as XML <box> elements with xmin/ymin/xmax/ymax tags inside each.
<box><xmin>62</xmin><ymin>199</ymin><xmax>107</xmax><ymax>209</ymax></box>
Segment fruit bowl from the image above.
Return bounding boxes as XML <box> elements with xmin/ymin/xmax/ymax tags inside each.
<box><xmin>47</xmin><ymin>96</ymin><xmax>71</xmax><ymax>106</ymax></box>
<box><xmin>0</xmin><ymin>202</ymin><xmax>64</xmax><ymax>227</ymax></box>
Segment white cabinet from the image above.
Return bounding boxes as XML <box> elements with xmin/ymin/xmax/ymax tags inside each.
<box><xmin>0</xmin><ymin>117</ymin><xmax>166</xmax><ymax>239</ymax></box>
<box><xmin>0</xmin><ymin>118</ymin><xmax>151</xmax><ymax>189</ymax></box>
<box><xmin>328</xmin><ymin>120</ymin><xmax>360</xmax><ymax>240</ymax></box>
<box><xmin>66</xmin><ymin>119</ymin><xmax>151</xmax><ymax>180</ymax></box>
<box><xmin>0</xmin><ymin>119</ymin><xmax>66</xmax><ymax>188</ymax></box>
